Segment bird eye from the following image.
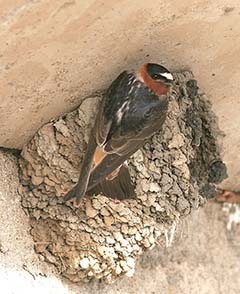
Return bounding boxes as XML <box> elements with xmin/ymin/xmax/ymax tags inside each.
<box><xmin>153</xmin><ymin>74</ymin><xmax>159</xmax><ymax>79</ymax></box>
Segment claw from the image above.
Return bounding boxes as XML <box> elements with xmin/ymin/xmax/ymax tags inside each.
<box><xmin>63</xmin><ymin>184</ymin><xmax>87</xmax><ymax>205</ymax></box>
<box><xmin>63</xmin><ymin>186</ymin><xmax>77</xmax><ymax>202</ymax></box>
<box><xmin>75</xmin><ymin>185</ymin><xmax>87</xmax><ymax>205</ymax></box>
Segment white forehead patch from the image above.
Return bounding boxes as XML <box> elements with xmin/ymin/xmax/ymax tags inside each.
<box><xmin>160</xmin><ymin>72</ymin><xmax>173</xmax><ymax>80</ymax></box>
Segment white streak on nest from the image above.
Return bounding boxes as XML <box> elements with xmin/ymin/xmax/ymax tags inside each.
<box><xmin>222</xmin><ymin>203</ymin><xmax>240</xmax><ymax>230</ymax></box>
<box><xmin>164</xmin><ymin>221</ymin><xmax>177</xmax><ymax>248</ymax></box>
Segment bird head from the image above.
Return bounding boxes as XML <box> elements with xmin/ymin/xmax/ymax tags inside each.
<box><xmin>139</xmin><ymin>63</ymin><xmax>173</xmax><ymax>95</ymax></box>
<box><xmin>146</xmin><ymin>63</ymin><xmax>173</xmax><ymax>86</ymax></box>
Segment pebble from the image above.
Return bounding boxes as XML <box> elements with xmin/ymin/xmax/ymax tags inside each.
<box><xmin>54</xmin><ymin>119</ymin><xmax>70</xmax><ymax>137</ymax></box>
<box><xmin>106</xmin><ymin>236</ymin><xmax>115</xmax><ymax>244</ymax></box>
<box><xmin>31</xmin><ymin>175</ymin><xmax>43</xmax><ymax>186</ymax></box>
<box><xmin>127</xmin><ymin>227</ymin><xmax>137</xmax><ymax>235</ymax></box>
<box><xmin>85</xmin><ymin>201</ymin><xmax>98</xmax><ymax>218</ymax></box>
<box><xmin>44</xmin><ymin>177</ymin><xmax>56</xmax><ymax>187</ymax></box>
<box><xmin>108</xmin><ymin>201</ymin><xmax>119</xmax><ymax>210</ymax></box>
<box><xmin>132</xmin><ymin>244</ymin><xmax>140</xmax><ymax>251</ymax></box>
<box><xmin>29</xmin><ymin>197</ymin><xmax>38</xmax><ymax>208</ymax></box>
<box><xmin>100</xmin><ymin>207</ymin><xmax>110</xmax><ymax>216</ymax></box>
<box><xmin>92</xmin><ymin>263</ymin><xmax>102</xmax><ymax>273</ymax></box>
<box><xmin>87</xmin><ymin>218</ymin><xmax>98</xmax><ymax>227</ymax></box>
<box><xmin>113</xmin><ymin>232</ymin><xmax>124</xmax><ymax>242</ymax></box>
<box><xmin>168</xmin><ymin>133</ymin><xmax>185</xmax><ymax>148</ymax></box>
<box><xmin>135</xmin><ymin>233</ymin><xmax>142</xmax><ymax>241</ymax></box>
<box><xmin>118</xmin><ymin>207</ymin><xmax>131</xmax><ymax>216</ymax></box>
<box><xmin>142</xmin><ymin>227</ymin><xmax>149</xmax><ymax>237</ymax></box>
<box><xmin>161</xmin><ymin>173</ymin><xmax>173</xmax><ymax>186</ymax></box>
<box><xmin>120</xmin><ymin>260</ymin><xmax>129</xmax><ymax>271</ymax></box>
<box><xmin>69</xmin><ymin>223</ymin><xmax>78</xmax><ymax>230</ymax></box>
<box><xmin>104</xmin><ymin>247</ymin><xmax>117</xmax><ymax>258</ymax></box>
<box><xmin>92</xmin><ymin>199</ymin><xmax>102</xmax><ymax>210</ymax></box>
<box><xmin>126</xmin><ymin>245</ymin><xmax>134</xmax><ymax>253</ymax></box>
<box><xmin>98</xmin><ymin>246</ymin><xmax>106</xmax><ymax>256</ymax></box>
<box><xmin>154</xmin><ymin>230</ymin><xmax>162</xmax><ymax>238</ymax></box>
<box><xmin>142</xmin><ymin>239</ymin><xmax>151</xmax><ymax>248</ymax></box>
<box><xmin>115</xmin><ymin>264</ymin><xmax>122</xmax><ymax>275</ymax></box>
<box><xmin>37</xmin><ymin>201</ymin><xmax>48</xmax><ymax>209</ymax></box>
<box><xmin>154</xmin><ymin>203</ymin><xmax>164</xmax><ymax>212</ymax></box>
<box><xmin>67</xmin><ymin>215</ymin><xmax>79</xmax><ymax>223</ymax></box>
<box><xmin>88</xmin><ymin>256</ymin><xmax>98</xmax><ymax>266</ymax></box>
<box><xmin>137</xmin><ymin>194</ymin><xmax>148</xmax><ymax>202</ymax></box>
<box><xmin>119</xmin><ymin>238</ymin><xmax>129</xmax><ymax>247</ymax></box>
<box><xmin>125</xmin><ymin>268</ymin><xmax>135</xmax><ymax>277</ymax></box>
<box><xmin>121</xmin><ymin>224</ymin><xmax>129</xmax><ymax>234</ymax></box>
<box><xmin>141</xmin><ymin>179</ymin><xmax>150</xmax><ymax>193</ymax></box>
<box><xmin>44</xmin><ymin>252</ymin><xmax>57</xmax><ymax>264</ymax></box>
<box><xmin>148</xmin><ymin>234</ymin><xmax>155</xmax><ymax>244</ymax></box>
<box><xmin>126</xmin><ymin>257</ymin><xmax>135</xmax><ymax>268</ymax></box>
<box><xmin>88</xmin><ymin>271</ymin><xmax>94</xmax><ymax>277</ymax></box>
<box><xmin>104</xmin><ymin>215</ymin><xmax>114</xmax><ymax>227</ymax></box>
<box><xmin>114</xmin><ymin>242</ymin><xmax>122</xmax><ymax>252</ymax></box>
<box><xmin>32</xmin><ymin>210</ymin><xmax>41</xmax><ymax>220</ymax></box>
<box><xmin>98</xmin><ymin>196</ymin><xmax>108</xmax><ymax>204</ymax></box>
<box><xmin>149</xmin><ymin>183</ymin><xmax>161</xmax><ymax>193</ymax></box>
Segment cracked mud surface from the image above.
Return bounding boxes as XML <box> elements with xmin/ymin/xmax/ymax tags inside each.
<box><xmin>18</xmin><ymin>71</ymin><xmax>227</xmax><ymax>283</ymax></box>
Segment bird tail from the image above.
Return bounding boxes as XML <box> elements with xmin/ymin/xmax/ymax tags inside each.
<box><xmin>87</xmin><ymin>165</ymin><xmax>135</xmax><ymax>200</ymax></box>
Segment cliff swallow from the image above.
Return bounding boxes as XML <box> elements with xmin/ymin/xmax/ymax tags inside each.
<box><xmin>64</xmin><ymin>63</ymin><xmax>174</xmax><ymax>204</ymax></box>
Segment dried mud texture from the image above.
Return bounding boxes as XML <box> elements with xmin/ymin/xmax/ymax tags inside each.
<box><xmin>18</xmin><ymin>71</ymin><xmax>227</xmax><ymax>283</ymax></box>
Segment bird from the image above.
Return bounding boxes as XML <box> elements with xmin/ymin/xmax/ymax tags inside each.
<box><xmin>64</xmin><ymin>63</ymin><xmax>174</xmax><ymax>205</ymax></box>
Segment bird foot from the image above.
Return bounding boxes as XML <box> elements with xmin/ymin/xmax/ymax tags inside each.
<box><xmin>63</xmin><ymin>184</ymin><xmax>86</xmax><ymax>205</ymax></box>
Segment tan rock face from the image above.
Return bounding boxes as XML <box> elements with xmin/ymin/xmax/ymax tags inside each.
<box><xmin>0</xmin><ymin>0</ymin><xmax>239</xmax><ymax>187</ymax></box>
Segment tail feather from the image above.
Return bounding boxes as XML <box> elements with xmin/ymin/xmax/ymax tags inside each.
<box><xmin>87</xmin><ymin>165</ymin><xmax>135</xmax><ymax>200</ymax></box>
<box><xmin>64</xmin><ymin>130</ymin><xmax>97</xmax><ymax>204</ymax></box>
<box><xmin>87</xmin><ymin>142</ymin><xmax>143</xmax><ymax>192</ymax></box>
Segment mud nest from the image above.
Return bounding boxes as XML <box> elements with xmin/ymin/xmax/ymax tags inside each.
<box><xmin>18</xmin><ymin>71</ymin><xmax>227</xmax><ymax>283</ymax></box>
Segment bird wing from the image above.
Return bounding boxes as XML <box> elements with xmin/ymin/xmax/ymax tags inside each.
<box><xmin>86</xmin><ymin>141</ymin><xmax>142</xmax><ymax>192</ymax></box>
<box><xmin>64</xmin><ymin>71</ymin><xmax>134</xmax><ymax>203</ymax></box>
<box><xmin>87</xmin><ymin>77</ymin><xmax>169</xmax><ymax>191</ymax></box>
<box><xmin>63</xmin><ymin>129</ymin><xmax>98</xmax><ymax>203</ymax></box>
<box><xmin>95</xmin><ymin>70</ymin><xmax>134</xmax><ymax>147</ymax></box>
<box><xmin>65</xmin><ymin>70</ymin><xmax>169</xmax><ymax>203</ymax></box>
